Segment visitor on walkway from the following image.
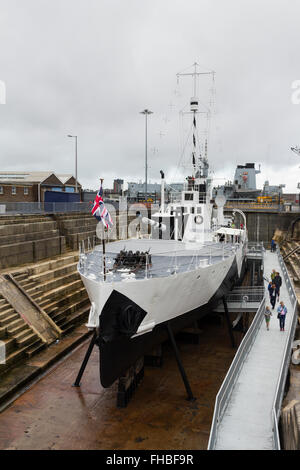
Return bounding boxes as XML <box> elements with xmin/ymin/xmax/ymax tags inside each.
<box><xmin>271</xmin><ymin>239</ymin><xmax>276</xmax><ymax>252</ymax></box>
<box><xmin>271</xmin><ymin>269</ymin><xmax>276</xmax><ymax>282</ymax></box>
<box><xmin>274</xmin><ymin>272</ymin><xmax>282</xmax><ymax>300</ymax></box>
<box><xmin>264</xmin><ymin>306</ymin><xmax>272</xmax><ymax>330</ymax></box>
<box><xmin>268</xmin><ymin>281</ymin><xmax>274</xmax><ymax>299</ymax></box>
<box><xmin>270</xmin><ymin>284</ymin><xmax>277</xmax><ymax>310</ymax></box>
<box><xmin>277</xmin><ymin>301</ymin><xmax>287</xmax><ymax>331</ymax></box>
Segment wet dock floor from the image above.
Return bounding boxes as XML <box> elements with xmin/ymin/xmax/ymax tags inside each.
<box><xmin>0</xmin><ymin>317</ymin><xmax>241</xmax><ymax>450</ymax></box>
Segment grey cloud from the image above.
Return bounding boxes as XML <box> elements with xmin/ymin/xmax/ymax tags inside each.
<box><xmin>0</xmin><ymin>0</ymin><xmax>300</xmax><ymax>191</ymax></box>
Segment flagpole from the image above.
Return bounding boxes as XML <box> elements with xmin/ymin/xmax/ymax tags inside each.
<box><xmin>100</xmin><ymin>178</ymin><xmax>107</xmax><ymax>281</ymax></box>
<box><xmin>102</xmin><ymin>236</ymin><xmax>106</xmax><ymax>281</ymax></box>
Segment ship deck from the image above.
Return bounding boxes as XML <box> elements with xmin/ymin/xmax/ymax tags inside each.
<box><xmin>81</xmin><ymin>239</ymin><xmax>239</xmax><ymax>282</ymax></box>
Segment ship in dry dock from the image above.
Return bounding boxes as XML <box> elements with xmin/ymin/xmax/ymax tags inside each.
<box><xmin>78</xmin><ymin>64</ymin><xmax>248</xmax><ymax>388</ymax></box>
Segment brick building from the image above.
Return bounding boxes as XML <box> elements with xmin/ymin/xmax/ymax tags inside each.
<box><xmin>0</xmin><ymin>172</ymin><xmax>82</xmax><ymax>203</ymax></box>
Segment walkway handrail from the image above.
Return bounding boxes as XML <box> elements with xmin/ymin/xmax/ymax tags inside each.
<box><xmin>271</xmin><ymin>246</ymin><xmax>299</xmax><ymax>449</ymax></box>
<box><xmin>207</xmin><ymin>296</ymin><xmax>266</xmax><ymax>449</ymax></box>
<box><xmin>208</xmin><ymin>247</ymin><xmax>299</xmax><ymax>450</ymax></box>
<box><xmin>276</xmin><ymin>246</ymin><xmax>297</xmax><ymax>308</ymax></box>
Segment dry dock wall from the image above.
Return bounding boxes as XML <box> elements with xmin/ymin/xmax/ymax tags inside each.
<box><xmin>1</xmin><ymin>210</ymin><xmax>300</xmax><ymax>269</ymax></box>
<box><xmin>0</xmin><ymin>212</ymin><xmax>136</xmax><ymax>269</ymax></box>
<box><xmin>225</xmin><ymin>210</ymin><xmax>300</xmax><ymax>243</ymax></box>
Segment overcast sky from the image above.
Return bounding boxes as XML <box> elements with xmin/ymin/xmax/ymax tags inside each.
<box><xmin>1</xmin><ymin>0</ymin><xmax>300</xmax><ymax>192</ymax></box>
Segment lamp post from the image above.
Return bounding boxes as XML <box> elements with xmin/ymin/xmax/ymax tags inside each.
<box><xmin>140</xmin><ymin>109</ymin><xmax>153</xmax><ymax>202</ymax></box>
<box><xmin>67</xmin><ymin>134</ymin><xmax>78</xmax><ymax>193</ymax></box>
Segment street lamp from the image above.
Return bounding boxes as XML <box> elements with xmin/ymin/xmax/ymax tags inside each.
<box><xmin>67</xmin><ymin>134</ymin><xmax>78</xmax><ymax>193</ymax></box>
<box><xmin>140</xmin><ymin>109</ymin><xmax>153</xmax><ymax>202</ymax></box>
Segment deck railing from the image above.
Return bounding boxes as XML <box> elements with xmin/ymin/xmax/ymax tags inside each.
<box><xmin>207</xmin><ymin>296</ymin><xmax>266</xmax><ymax>449</ymax></box>
<box><xmin>225</xmin><ymin>286</ymin><xmax>265</xmax><ymax>303</ymax></box>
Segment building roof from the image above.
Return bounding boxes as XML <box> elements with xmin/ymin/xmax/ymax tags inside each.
<box><xmin>56</xmin><ymin>174</ymin><xmax>79</xmax><ymax>185</ymax></box>
<box><xmin>0</xmin><ymin>171</ymin><xmax>53</xmax><ymax>184</ymax></box>
<box><xmin>0</xmin><ymin>172</ymin><xmax>80</xmax><ymax>186</ymax></box>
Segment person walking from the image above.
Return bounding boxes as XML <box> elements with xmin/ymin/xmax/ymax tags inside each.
<box><xmin>264</xmin><ymin>306</ymin><xmax>272</xmax><ymax>330</ymax></box>
<box><xmin>270</xmin><ymin>284</ymin><xmax>277</xmax><ymax>310</ymax></box>
<box><xmin>271</xmin><ymin>269</ymin><xmax>276</xmax><ymax>282</ymax></box>
<box><xmin>277</xmin><ymin>301</ymin><xmax>287</xmax><ymax>331</ymax></box>
<box><xmin>267</xmin><ymin>281</ymin><xmax>273</xmax><ymax>299</ymax></box>
<box><xmin>274</xmin><ymin>272</ymin><xmax>282</xmax><ymax>301</ymax></box>
<box><xmin>271</xmin><ymin>239</ymin><xmax>276</xmax><ymax>252</ymax></box>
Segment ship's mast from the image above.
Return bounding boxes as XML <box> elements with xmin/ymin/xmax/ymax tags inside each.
<box><xmin>177</xmin><ymin>63</ymin><xmax>215</xmax><ymax>179</ymax></box>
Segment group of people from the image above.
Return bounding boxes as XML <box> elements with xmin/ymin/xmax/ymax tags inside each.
<box><xmin>265</xmin><ymin>269</ymin><xmax>287</xmax><ymax>331</ymax></box>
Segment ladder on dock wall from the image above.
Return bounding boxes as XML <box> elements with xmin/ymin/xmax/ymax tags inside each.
<box><xmin>283</xmin><ymin>244</ymin><xmax>300</xmax><ymax>261</ymax></box>
<box><xmin>0</xmin><ymin>275</ymin><xmax>60</xmax><ymax>344</ymax></box>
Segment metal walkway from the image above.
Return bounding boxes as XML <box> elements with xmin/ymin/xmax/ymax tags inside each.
<box><xmin>208</xmin><ymin>248</ymin><xmax>298</xmax><ymax>450</ymax></box>
<box><xmin>214</xmin><ymin>286</ymin><xmax>265</xmax><ymax>313</ymax></box>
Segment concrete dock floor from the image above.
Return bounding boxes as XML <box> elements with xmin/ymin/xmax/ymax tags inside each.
<box><xmin>0</xmin><ymin>318</ymin><xmax>241</xmax><ymax>450</ymax></box>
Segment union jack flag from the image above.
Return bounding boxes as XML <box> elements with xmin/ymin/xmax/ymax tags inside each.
<box><xmin>91</xmin><ymin>185</ymin><xmax>113</xmax><ymax>229</ymax></box>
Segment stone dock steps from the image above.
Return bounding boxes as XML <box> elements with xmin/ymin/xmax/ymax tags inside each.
<box><xmin>0</xmin><ymin>215</ymin><xmax>53</xmax><ymax>226</ymax></box>
<box><xmin>0</xmin><ymin>210</ymin><xmax>128</xmax><ymax>399</ymax></box>
<box><xmin>0</xmin><ymin>229</ymin><xmax>61</xmax><ymax>246</ymax></box>
<box><xmin>12</xmin><ymin>254</ymin><xmax>90</xmax><ymax>334</ymax></box>
<box><xmin>0</xmin><ymin>214</ymin><xmax>67</xmax><ymax>269</ymax></box>
<box><xmin>0</xmin><ymin>221</ymin><xmax>58</xmax><ymax>236</ymax></box>
<box><xmin>0</xmin><ymin>294</ymin><xmax>46</xmax><ymax>376</ymax></box>
<box><xmin>0</xmin><ymin>212</ymin><xmax>100</xmax><ymax>269</ymax></box>
<box><xmin>41</xmin><ymin>286</ymin><xmax>88</xmax><ymax>314</ymax></box>
<box><xmin>53</xmin><ymin>213</ymin><xmax>99</xmax><ymax>250</ymax></box>
<box><xmin>281</xmin><ymin>241</ymin><xmax>300</xmax><ymax>282</ymax></box>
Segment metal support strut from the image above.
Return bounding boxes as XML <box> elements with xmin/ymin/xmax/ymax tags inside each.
<box><xmin>72</xmin><ymin>330</ymin><xmax>98</xmax><ymax>387</ymax></box>
<box><xmin>222</xmin><ymin>296</ymin><xmax>236</xmax><ymax>348</ymax></box>
<box><xmin>166</xmin><ymin>322</ymin><xmax>195</xmax><ymax>401</ymax></box>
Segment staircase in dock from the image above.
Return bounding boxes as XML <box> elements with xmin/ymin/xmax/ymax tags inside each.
<box><xmin>12</xmin><ymin>254</ymin><xmax>91</xmax><ymax>335</ymax></box>
<box><xmin>0</xmin><ymin>294</ymin><xmax>46</xmax><ymax>375</ymax></box>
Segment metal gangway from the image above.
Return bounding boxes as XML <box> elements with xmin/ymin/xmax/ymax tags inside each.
<box><xmin>214</xmin><ymin>286</ymin><xmax>265</xmax><ymax>314</ymax></box>
<box><xmin>208</xmin><ymin>247</ymin><xmax>299</xmax><ymax>450</ymax></box>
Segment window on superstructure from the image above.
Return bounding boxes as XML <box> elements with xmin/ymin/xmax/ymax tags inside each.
<box><xmin>24</xmin><ymin>187</ymin><xmax>29</xmax><ymax>195</ymax></box>
<box><xmin>12</xmin><ymin>186</ymin><xmax>16</xmax><ymax>195</ymax></box>
<box><xmin>0</xmin><ymin>186</ymin><xmax>3</xmax><ymax>195</ymax></box>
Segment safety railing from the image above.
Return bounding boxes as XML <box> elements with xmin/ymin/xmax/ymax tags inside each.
<box><xmin>271</xmin><ymin>246</ymin><xmax>299</xmax><ymax>449</ymax></box>
<box><xmin>0</xmin><ymin>201</ymin><xmax>93</xmax><ymax>214</ymax></box>
<box><xmin>276</xmin><ymin>246</ymin><xmax>297</xmax><ymax>308</ymax></box>
<box><xmin>225</xmin><ymin>287</ymin><xmax>265</xmax><ymax>304</ymax></box>
<box><xmin>208</xmin><ymin>246</ymin><xmax>299</xmax><ymax>450</ymax></box>
<box><xmin>207</xmin><ymin>296</ymin><xmax>266</xmax><ymax>449</ymax></box>
<box><xmin>225</xmin><ymin>202</ymin><xmax>283</xmax><ymax>211</ymax></box>
<box><xmin>247</xmin><ymin>241</ymin><xmax>265</xmax><ymax>251</ymax></box>
<box><xmin>79</xmin><ymin>241</ymin><xmax>241</xmax><ymax>282</ymax></box>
